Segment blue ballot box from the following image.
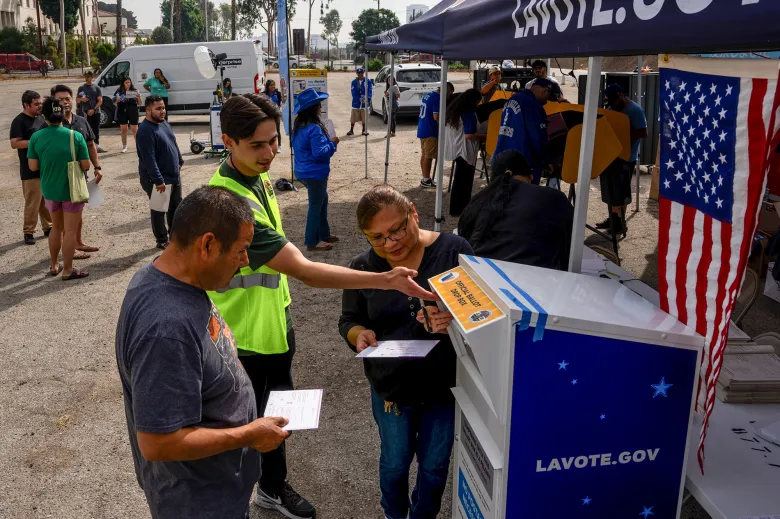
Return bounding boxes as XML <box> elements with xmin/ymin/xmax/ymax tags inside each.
<box><xmin>429</xmin><ymin>256</ymin><xmax>703</xmax><ymax>519</ymax></box>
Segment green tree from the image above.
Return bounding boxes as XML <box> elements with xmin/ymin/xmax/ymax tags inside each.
<box><xmin>21</xmin><ymin>18</ymin><xmax>38</xmax><ymax>54</ymax></box>
<box><xmin>0</xmin><ymin>27</ymin><xmax>24</xmax><ymax>53</ymax></box>
<box><xmin>97</xmin><ymin>1</ymin><xmax>138</xmax><ymax>29</ymax></box>
<box><xmin>350</xmin><ymin>8</ymin><xmax>399</xmax><ymax>53</ymax></box>
<box><xmin>160</xmin><ymin>0</ymin><xmax>205</xmax><ymax>43</ymax></box>
<box><xmin>45</xmin><ymin>37</ymin><xmax>62</xmax><ymax>69</ymax></box>
<box><xmin>238</xmin><ymin>0</ymin><xmax>297</xmax><ymax>55</ymax></box>
<box><xmin>94</xmin><ymin>42</ymin><xmax>116</xmax><ymax>69</ymax></box>
<box><xmin>151</xmin><ymin>26</ymin><xmax>173</xmax><ymax>44</ymax></box>
<box><xmin>39</xmin><ymin>0</ymin><xmax>80</xmax><ymax>32</ymax></box>
<box><xmin>320</xmin><ymin>9</ymin><xmax>341</xmax><ymax>65</ymax></box>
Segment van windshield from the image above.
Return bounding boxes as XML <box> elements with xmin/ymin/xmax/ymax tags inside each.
<box><xmin>396</xmin><ymin>70</ymin><xmax>441</xmax><ymax>83</ymax></box>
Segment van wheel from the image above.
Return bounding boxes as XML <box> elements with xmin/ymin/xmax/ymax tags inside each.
<box><xmin>99</xmin><ymin>105</ymin><xmax>113</xmax><ymax>128</ymax></box>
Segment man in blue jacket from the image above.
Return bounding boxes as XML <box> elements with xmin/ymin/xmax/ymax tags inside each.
<box><xmin>492</xmin><ymin>78</ymin><xmax>561</xmax><ymax>184</ymax></box>
<box><xmin>136</xmin><ymin>95</ymin><xmax>184</xmax><ymax>249</ymax></box>
<box><xmin>348</xmin><ymin>68</ymin><xmax>372</xmax><ymax>136</ymax></box>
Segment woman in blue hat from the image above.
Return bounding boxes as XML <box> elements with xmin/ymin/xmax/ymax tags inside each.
<box><xmin>292</xmin><ymin>87</ymin><xmax>340</xmax><ymax>251</ymax></box>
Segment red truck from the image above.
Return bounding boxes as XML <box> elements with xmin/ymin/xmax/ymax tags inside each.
<box><xmin>0</xmin><ymin>53</ymin><xmax>54</xmax><ymax>73</ymax></box>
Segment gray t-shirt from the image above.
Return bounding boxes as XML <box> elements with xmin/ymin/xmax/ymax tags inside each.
<box><xmin>76</xmin><ymin>83</ymin><xmax>102</xmax><ymax>115</ymax></box>
<box><xmin>115</xmin><ymin>262</ymin><xmax>259</xmax><ymax>519</ymax></box>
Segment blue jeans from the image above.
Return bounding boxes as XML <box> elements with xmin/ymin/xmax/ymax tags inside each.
<box><xmin>300</xmin><ymin>178</ymin><xmax>330</xmax><ymax>246</ymax></box>
<box><xmin>370</xmin><ymin>388</ymin><xmax>455</xmax><ymax>519</ymax></box>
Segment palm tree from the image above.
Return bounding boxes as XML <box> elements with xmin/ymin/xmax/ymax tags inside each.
<box><xmin>115</xmin><ymin>0</ymin><xmax>123</xmax><ymax>53</ymax></box>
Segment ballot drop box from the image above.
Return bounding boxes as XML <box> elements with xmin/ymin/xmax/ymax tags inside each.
<box><xmin>428</xmin><ymin>256</ymin><xmax>704</xmax><ymax>519</ymax></box>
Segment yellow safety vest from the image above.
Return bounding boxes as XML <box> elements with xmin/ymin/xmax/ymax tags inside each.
<box><xmin>207</xmin><ymin>168</ymin><xmax>291</xmax><ymax>354</ymax></box>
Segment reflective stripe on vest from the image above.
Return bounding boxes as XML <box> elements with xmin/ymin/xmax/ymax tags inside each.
<box><xmin>214</xmin><ymin>272</ymin><xmax>281</xmax><ymax>292</ymax></box>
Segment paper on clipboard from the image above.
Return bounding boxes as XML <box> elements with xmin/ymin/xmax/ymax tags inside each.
<box><xmin>149</xmin><ymin>185</ymin><xmax>172</xmax><ymax>212</ymax></box>
<box><xmin>356</xmin><ymin>340</ymin><xmax>439</xmax><ymax>359</ymax></box>
<box><xmin>86</xmin><ymin>178</ymin><xmax>104</xmax><ymax>209</ymax></box>
<box><xmin>327</xmin><ymin>119</ymin><xmax>335</xmax><ymax>138</ymax></box>
<box><xmin>265</xmin><ymin>389</ymin><xmax>323</xmax><ymax>431</ymax></box>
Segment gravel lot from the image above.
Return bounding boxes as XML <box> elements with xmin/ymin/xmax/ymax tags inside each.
<box><xmin>2</xmin><ymin>70</ymin><xmax>773</xmax><ymax>519</ymax></box>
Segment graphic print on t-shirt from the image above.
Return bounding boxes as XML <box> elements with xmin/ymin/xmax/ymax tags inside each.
<box><xmin>207</xmin><ymin>303</ymin><xmax>244</xmax><ymax>392</ymax></box>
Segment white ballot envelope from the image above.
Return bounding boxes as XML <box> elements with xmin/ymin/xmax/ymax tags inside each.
<box><xmin>356</xmin><ymin>340</ymin><xmax>440</xmax><ymax>359</ymax></box>
<box><xmin>149</xmin><ymin>185</ymin><xmax>172</xmax><ymax>212</ymax></box>
<box><xmin>327</xmin><ymin>119</ymin><xmax>336</xmax><ymax>138</ymax></box>
<box><xmin>86</xmin><ymin>178</ymin><xmax>104</xmax><ymax>209</ymax></box>
<box><xmin>265</xmin><ymin>389</ymin><xmax>323</xmax><ymax>431</ymax></box>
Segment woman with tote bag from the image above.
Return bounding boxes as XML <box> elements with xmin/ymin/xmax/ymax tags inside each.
<box><xmin>28</xmin><ymin>97</ymin><xmax>92</xmax><ymax>280</ymax></box>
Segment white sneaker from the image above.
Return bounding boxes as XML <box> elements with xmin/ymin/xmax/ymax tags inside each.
<box><xmin>121</xmin><ymin>146</ymin><xmax>127</xmax><ymax>153</ymax></box>
<box><xmin>96</xmin><ymin>145</ymin><xmax>107</xmax><ymax>153</ymax></box>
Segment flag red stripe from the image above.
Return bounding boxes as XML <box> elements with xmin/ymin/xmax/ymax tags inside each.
<box><xmin>674</xmin><ymin>206</ymin><xmax>696</xmax><ymax>323</ymax></box>
<box><xmin>657</xmin><ymin>198</ymin><xmax>672</xmax><ymax>313</ymax></box>
<box><xmin>694</xmin><ymin>216</ymin><xmax>713</xmax><ymax>337</ymax></box>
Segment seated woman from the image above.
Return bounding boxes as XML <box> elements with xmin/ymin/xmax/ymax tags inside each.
<box><xmin>458</xmin><ymin>149</ymin><xmax>574</xmax><ymax>271</ymax></box>
<box><xmin>339</xmin><ymin>184</ymin><xmax>473</xmax><ymax>519</ymax></box>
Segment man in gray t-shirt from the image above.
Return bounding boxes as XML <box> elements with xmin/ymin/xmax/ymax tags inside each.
<box><xmin>76</xmin><ymin>71</ymin><xmax>105</xmax><ymax>150</ymax></box>
<box><xmin>115</xmin><ymin>186</ymin><xmax>289</xmax><ymax>519</ymax></box>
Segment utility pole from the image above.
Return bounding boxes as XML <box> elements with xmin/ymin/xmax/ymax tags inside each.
<box><xmin>204</xmin><ymin>0</ymin><xmax>209</xmax><ymax>41</ymax></box>
<box><xmin>376</xmin><ymin>0</ymin><xmax>380</xmax><ymax>8</ymax></box>
<box><xmin>59</xmin><ymin>0</ymin><xmax>67</xmax><ymax>71</ymax></box>
<box><xmin>79</xmin><ymin>0</ymin><xmax>90</xmax><ymax>69</ymax></box>
<box><xmin>35</xmin><ymin>0</ymin><xmax>46</xmax><ymax>76</ymax></box>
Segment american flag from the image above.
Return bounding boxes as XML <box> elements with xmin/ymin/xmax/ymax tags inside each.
<box><xmin>658</xmin><ymin>56</ymin><xmax>780</xmax><ymax>472</ymax></box>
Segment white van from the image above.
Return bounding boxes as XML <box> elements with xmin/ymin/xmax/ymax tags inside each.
<box><xmin>370</xmin><ymin>63</ymin><xmax>442</xmax><ymax>122</ymax></box>
<box><xmin>95</xmin><ymin>40</ymin><xmax>266</xmax><ymax>126</ymax></box>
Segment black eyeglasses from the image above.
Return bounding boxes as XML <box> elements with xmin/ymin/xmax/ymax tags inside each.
<box><xmin>364</xmin><ymin>213</ymin><xmax>410</xmax><ymax>247</ymax></box>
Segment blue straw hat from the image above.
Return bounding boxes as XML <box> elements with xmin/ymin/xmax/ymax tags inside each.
<box><xmin>294</xmin><ymin>87</ymin><xmax>329</xmax><ymax>115</ymax></box>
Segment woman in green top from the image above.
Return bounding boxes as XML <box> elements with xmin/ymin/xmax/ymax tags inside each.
<box><xmin>221</xmin><ymin>77</ymin><xmax>233</xmax><ymax>103</ymax></box>
<box><xmin>28</xmin><ymin>97</ymin><xmax>91</xmax><ymax>280</ymax></box>
<box><xmin>144</xmin><ymin>68</ymin><xmax>171</xmax><ymax>117</ymax></box>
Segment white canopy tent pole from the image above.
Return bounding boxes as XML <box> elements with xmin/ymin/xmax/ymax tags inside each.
<box><xmin>364</xmin><ymin>52</ymin><xmax>369</xmax><ymax>179</ymax></box>
<box><xmin>635</xmin><ymin>55</ymin><xmax>643</xmax><ymax>213</ymax></box>
<box><xmin>433</xmin><ymin>59</ymin><xmax>449</xmax><ymax>232</ymax></box>
<box><xmin>568</xmin><ymin>56</ymin><xmax>604</xmax><ymax>273</ymax></box>
<box><xmin>384</xmin><ymin>52</ymin><xmax>395</xmax><ymax>184</ymax></box>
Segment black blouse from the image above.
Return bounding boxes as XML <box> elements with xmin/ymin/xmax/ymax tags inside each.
<box><xmin>339</xmin><ymin>233</ymin><xmax>473</xmax><ymax>405</ymax></box>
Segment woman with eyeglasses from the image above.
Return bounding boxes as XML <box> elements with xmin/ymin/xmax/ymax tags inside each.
<box><xmin>338</xmin><ymin>184</ymin><xmax>473</xmax><ymax>519</ymax></box>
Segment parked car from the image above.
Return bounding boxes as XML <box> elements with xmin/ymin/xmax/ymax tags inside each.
<box><xmin>0</xmin><ymin>53</ymin><xmax>53</xmax><ymax>73</ymax></box>
<box><xmin>95</xmin><ymin>39</ymin><xmax>266</xmax><ymax>127</ymax></box>
<box><xmin>370</xmin><ymin>63</ymin><xmax>442</xmax><ymax>123</ymax></box>
<box><xmin>268</xmin><ymin>56</ymin><xmax>315</xmax><ymax>69</ymax></box>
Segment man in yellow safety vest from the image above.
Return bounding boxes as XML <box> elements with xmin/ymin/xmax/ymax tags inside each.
<box><xmin>208</xmin><ymin>93</ymin><xmax>436</xmax><ymax>519</ymax></box>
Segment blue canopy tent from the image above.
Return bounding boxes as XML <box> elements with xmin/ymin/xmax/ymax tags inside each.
<box><xmin>365</xmin><ymin>0</ymin><xmax>780</xmax><ymax>272</ymax></box>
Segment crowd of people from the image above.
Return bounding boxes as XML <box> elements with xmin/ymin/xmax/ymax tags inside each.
<box><xmin>8</xmin><ymin>58</ymin><xmax>648</xmax><ymax>519</ymax></box>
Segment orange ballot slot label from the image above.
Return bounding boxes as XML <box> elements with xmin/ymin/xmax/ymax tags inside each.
<box><xmin>429</xmin><ymin>267</ymin><xmax>504</xmax><ymax>331</ymax></box>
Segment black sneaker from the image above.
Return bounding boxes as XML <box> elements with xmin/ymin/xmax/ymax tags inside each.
<box><xmin>346</xmin><ymin>130</ymin><xmax>354</xmax><ymax>136</ymax></box>
<box><xmin>362</xmin><ymin>131</ymin><xmax>369</xmax><ymax>136</ymax></box>
<box><xmin>595</xmin><ymin>217</ymin><xmax>612</xmax><ymax>230</ymax></box>
<box><xmin>254</xmin><ymin>483</ymin><xmax>316</xmax><ymax>519</ymax></box>
<box><xmin>24</xmin><ymin>234</ymin><xmax>35</xmax><ymax>245</ymax></box>
<box><xmin>420</xmin><ymin>178</ymin><xmax>436</xmax><ymax>188</ymax></box>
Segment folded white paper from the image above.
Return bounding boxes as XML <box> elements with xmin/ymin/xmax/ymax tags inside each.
<box><xmin>86</xmin><ymin>178</ymin><xmax>103</xmax><ymax>209</ymax></box>
<box><xmin>149</xmin><ymin>184</ymin><xmax>172</xmax><ymax>212</ymax></box>
<box><xmin>327</xmin><ymin>119</ymin><xmax>336</xmax><ymax>138</ymax></box>
<box><xmin>356</xmin><ymin>340</ymin><xmax>440</xmax><ymax>359</ymax></box>
<box><xmin>265</xmin><ymin>389</ymin><xmax>323</xmax><ymax>431</ymax></box>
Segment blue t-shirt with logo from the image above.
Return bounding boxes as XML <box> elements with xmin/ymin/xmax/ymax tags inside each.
<box><xmin>417</xmin><ymin>91</ymin><xmax>441</xmax><ymax>139</ymax></box>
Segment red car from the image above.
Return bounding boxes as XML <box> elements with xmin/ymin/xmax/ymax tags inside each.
<box><xmin>0</xmin><ymin>53</ymin><xmax>53</xmax><ymax>73</ymax></box>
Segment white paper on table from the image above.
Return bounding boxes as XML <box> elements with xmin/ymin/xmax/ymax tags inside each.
<box><xmin>327</xmin><ymin>119</ymin><xmax>335</xmax><ymax>138</ymax></box>
<box><xmin>149</xmin><ymin>184</ymin><xmax>172</xmax><ymax>212</ymax></box>
<box><xmin>356</xmin><ymin>340</ymin><xmax>440</xmax><ymax>359</ymax></box>
<box><xmin>265</xmin><ymin>389</ymin><xmax>323</xmax><ymax>431</ymax></box>
<box><xmin>86</xmin><ymin>178</ymin><xmax>103</xmax><ymax>209</ymax></box>
<box><xmin>580</xmin><ymin>258</ymin><xmax>606</xmax><ymax>274</ymax></box>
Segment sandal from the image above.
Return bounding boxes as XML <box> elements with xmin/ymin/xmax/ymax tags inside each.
<box><xmin>73</xmin><ymin>251</ymin><xmax>91</xmax><ymax>260</ymax></box>
<box><xmin>77</xmin><ymin>245</ymin><xmax>100</xmax><ymax>252</ymax></box>
<box><xmin>62</xmin><ymin>269</ymin><xmax>89</xmax><ymax>281</ymax></box>
<box><xmin>306</xmin><ymin>241</ymin><xmax>333</xmax><ymax>251</ymax></box>
<box><xmin>48</xmin><ymin>263</ymin><xmax>63</xmax><ymax>276</ymax></box>
<box><xmin>325</xmin><ymin>235</ymin><xmax>340</xmax><ymax>243</ymax></box>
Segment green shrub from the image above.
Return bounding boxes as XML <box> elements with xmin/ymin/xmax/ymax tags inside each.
<box><xmin>94</xmin><ymin>42</ymin><xmax>116</xmax><ymax>69</ymax></box>
<box><xmin>448</xmin><ymin>63</ymin><xmax>467</xmax><ymax>71</ymax></box>
<box><xmin>367</xmin><ymin>58</ymin><xmax>383</xmax><ymax>72</ymax></box>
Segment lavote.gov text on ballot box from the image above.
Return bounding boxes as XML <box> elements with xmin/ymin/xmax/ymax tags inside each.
<box><xmin>429</xmin><ymin>256</ymin><xmax>704</xmax><ymax>519</ymax></box>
